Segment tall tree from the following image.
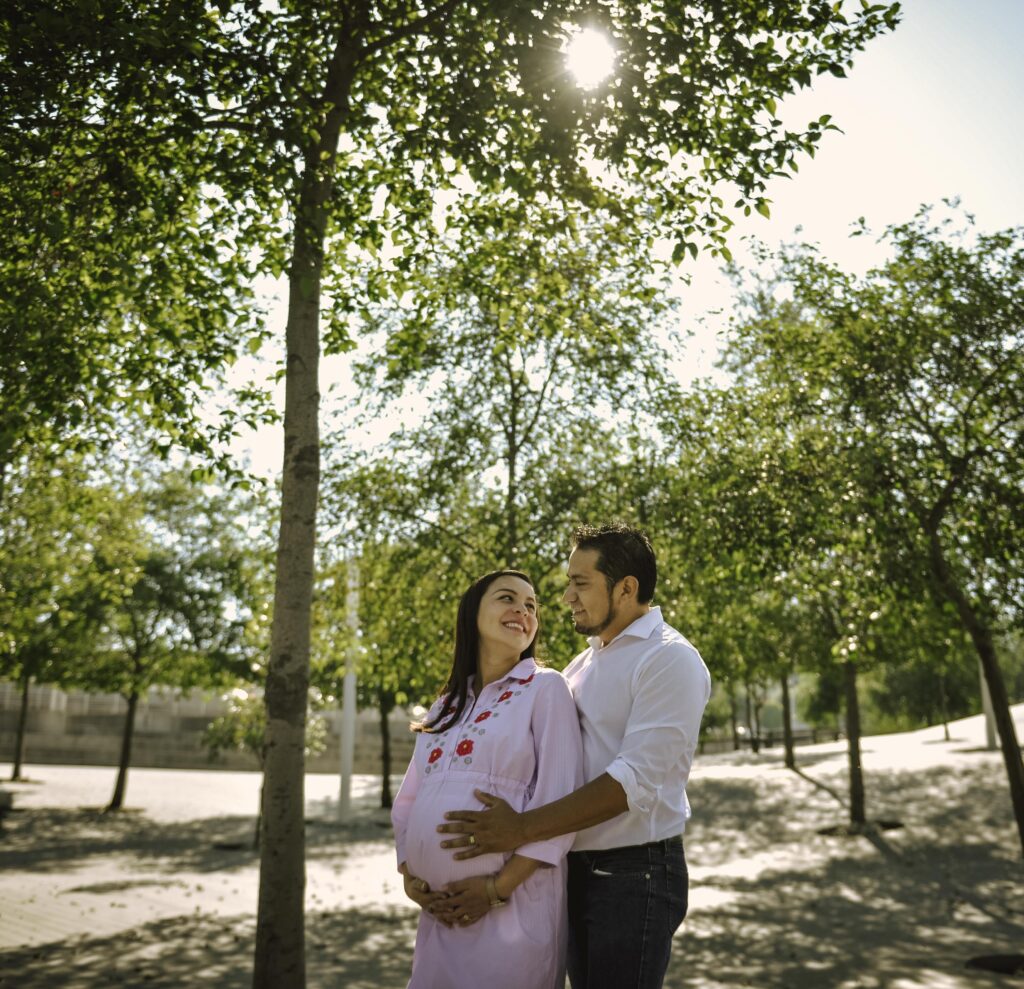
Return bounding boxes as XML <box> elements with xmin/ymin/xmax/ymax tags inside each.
<box><xmin>658</xmin><ymin>380</ymin><xmax>896</xmax><ymax>824</ymax></box>
<box><xmin>338</xmin><ymin>197</ymin><xmax>678</xmax><ymax>566</ymax></box>
<box><xmin>5</xmin><ymin>2</ymin><xmax>901</xmax><ymax>979</ymax></box>
<box><xmin>725</xmin><ymin>207</ymin><xmax>1024</xmax><ymax>852</ymax></box>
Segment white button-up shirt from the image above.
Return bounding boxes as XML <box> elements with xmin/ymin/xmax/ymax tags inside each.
<box><xmin>563</xmin><ymin>606</ymin><xmax>711</xmax><ymax>850</ymax></box>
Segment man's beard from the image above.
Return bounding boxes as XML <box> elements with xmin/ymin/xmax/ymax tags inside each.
<box><xmin>573</xmin><ymin>591</ymin><xmax>616</xmax><ymax>637</ymax></box>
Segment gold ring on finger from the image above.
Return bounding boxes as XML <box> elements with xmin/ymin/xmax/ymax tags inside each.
<box><xmin>461</xmin><ymin>914</ymin><xmax>470</xmax><ymax>922</ymax></box>
<box><xmin>468</xmin><ymin>834</ymin><xmax>476</xmax><ymax>846</ymax></box>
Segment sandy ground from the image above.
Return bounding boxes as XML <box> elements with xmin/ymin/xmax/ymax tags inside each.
<box><xmin>0</xmin><ymin>708</ymin><xmax>1022</xmax><ymax>988</ymax></box>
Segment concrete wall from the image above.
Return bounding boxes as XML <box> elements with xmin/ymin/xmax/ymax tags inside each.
<box><xmin>0</xmin><ymin>681</ymin><xmax>415</xmax><ymax>776</ymax></box>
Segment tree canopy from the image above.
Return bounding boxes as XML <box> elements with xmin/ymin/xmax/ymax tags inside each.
<box><xmin>719</xmin><ymin>205</ymin><xmax>1024</xmax><ymax>849</ymax></box>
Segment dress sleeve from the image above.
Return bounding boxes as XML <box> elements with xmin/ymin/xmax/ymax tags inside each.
<box><xmin>604</xmin><ymin>642</ymin><xmax>710</xmax><ymax>815</ymax></box>
<box><xmin>516</xmin><ymin>673</ymin><xmax>584</xmax><ymax>866</ymax></box>
<box><xmin>390</xmin><ymin>742</ymin><xmax>421</xmax><ymax>871</ymax></box>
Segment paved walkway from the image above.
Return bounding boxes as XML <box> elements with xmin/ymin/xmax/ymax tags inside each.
<box><xmin>0</xmin><ymin>769</ymin><xmax>406</xmax><ymax>950</ymax></box>
<box><xmin>1</xmin><ymin>709</ymin><xmax>1022</xmax><ymax>987</ymax></box>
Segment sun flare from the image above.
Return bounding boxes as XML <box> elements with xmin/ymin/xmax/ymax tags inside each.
<box><xmin>565</xmin><ymin>28</ymin><xmax>616</xmax><ymax>90</ymax></box>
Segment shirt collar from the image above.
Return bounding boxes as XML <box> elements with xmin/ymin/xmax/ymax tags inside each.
<box><xmin>588</xmin><ymin>606</ymin><xmax>663</xmax><ymax>651</ymax></box>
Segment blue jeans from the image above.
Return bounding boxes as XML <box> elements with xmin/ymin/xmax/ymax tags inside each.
<box><xmin>567</xmin><ymin>837</ymin><xmax>688</xmax><ymax>989</ymax></box>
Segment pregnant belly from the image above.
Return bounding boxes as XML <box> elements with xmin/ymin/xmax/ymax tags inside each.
<box><xmin>403</xmin><ymin>781</ymin><xmax>518</xmax><ymax>890</ymax></box>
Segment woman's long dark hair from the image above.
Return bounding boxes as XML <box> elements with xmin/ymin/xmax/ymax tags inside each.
<box><xmin>413</xmin><ymin>569</ymin><xmax>537</xmax><ymax>734</ymax></box>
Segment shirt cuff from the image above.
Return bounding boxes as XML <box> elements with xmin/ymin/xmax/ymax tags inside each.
<box><xmin>516</xmin><ymin>834</ymin><xmax>575</xmax><ymax>867</ymax></box>
<box><xmin>605</xmin><ymin>758</ymin><xmax>654</xmax><ymax>815</ymax></box>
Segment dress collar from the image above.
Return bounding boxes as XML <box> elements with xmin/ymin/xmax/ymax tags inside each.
<box><xmin>469</xmin><ymin>656</ymin><xmax>538</xmax><ymax>694</ymax></box>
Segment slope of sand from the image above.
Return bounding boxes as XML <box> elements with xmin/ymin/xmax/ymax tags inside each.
<box><xmin>0</xmin><ymin>706</ymin><xmax>1021</xmax><ymax>988</ymax></box>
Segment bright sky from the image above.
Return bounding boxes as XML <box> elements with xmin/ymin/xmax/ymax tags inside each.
<box><xmin>676</xmin><ymin>0</ymin><xmax>1024</xmax><ymax>380</ymax></box>
<box><xmin>235</xmin><ymin>0</ymin><xmax>1024</xmax><ymax>476</ymax></box>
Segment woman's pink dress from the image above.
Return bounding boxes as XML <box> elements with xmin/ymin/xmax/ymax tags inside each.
<box><xmin>392</xmin><ymin>658</ymin><xmax>583</xmax><ymax>989</ymax></box>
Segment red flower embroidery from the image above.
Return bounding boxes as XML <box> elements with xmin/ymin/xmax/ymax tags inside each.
<box><xmin>518</xmin><ymin>674</ymin><xmax>535</xmax><ymax>685</ymax></box>
<box><xmin>456</xmin><ymin>739</ymin><xmax>474</xmax><ymax>756</ymax></box>
<box><xmin>498</xmin><ymin>690</ymin><xmax>513</xmax><ymax>702</ymax></box>
<box><xmin>428</xmin><ymin>747</ymin><xmax>443</xmax><ymax>764</ymax></box>
<box><xmin>474</xmin><ymin>711</ymin><xmax>491</xmax><ymax>723</ymax></box>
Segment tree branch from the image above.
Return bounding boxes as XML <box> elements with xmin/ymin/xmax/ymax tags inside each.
<box><xmin>360</xmin><ymin>0</ymin><xmax>466</xmax><ymax>59</ymax></box>
<box><xmin>522</xmin><ymin>340</ymin><xmax>568</xmax><ymax>440</ymax></box>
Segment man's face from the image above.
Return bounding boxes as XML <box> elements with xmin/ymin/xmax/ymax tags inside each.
<box><xmin>562</xmin><ymin>547</ymin><xmax>616</xmax><ymax>637</ymax></box>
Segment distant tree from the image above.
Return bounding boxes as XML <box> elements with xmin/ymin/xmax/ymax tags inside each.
<box><xmin>312</xmin><ymin>543</ymin><xmax>456</xmax><ymax>810</ymax></box>
<box><xmin>725</xmin><ymin>207</ymin><xmax>1024</xmax><ymax>851</ymax></box>
<box><xmin>865</xmin><ymin>600</ymin><xmax>977</xmax><ymax>736</ymax></box>
<box><xmin>659</xmin><ymin>381</ymin><xmax>898</xmax><ymax>825</ymax></box>
<box><xmin>0</xmin><ymin>446</ymin><xmax>136</xmax><ymax>778</ymax></box>
<box><xmin>72</xmin><ymin>472</ymin><xmax>263</xmax><ymax>811</ymax></box>
<box><xmin>203</xmin><ymin>692</ymin><xmax>327</xmax><ymax>847</ymax></box>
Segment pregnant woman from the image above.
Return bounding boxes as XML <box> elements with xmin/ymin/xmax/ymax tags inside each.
<box><xmin>391</xmin><ymin>569</ymin><xmax>583</xmax><ymax>989</ymax></box>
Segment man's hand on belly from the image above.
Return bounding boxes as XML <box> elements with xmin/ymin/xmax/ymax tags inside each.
<box><xmin>437</xmin><ymin>790</ymin><xmax>524</xmax><ymax>859</ymax></box>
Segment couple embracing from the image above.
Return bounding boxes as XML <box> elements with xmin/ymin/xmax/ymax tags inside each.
<box><xmin>392</xmin><ymin>523</ymin><xmax>711</xmax><ymax>989</ymax></box>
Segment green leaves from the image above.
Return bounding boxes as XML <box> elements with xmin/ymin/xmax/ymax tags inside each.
<box><xmin>329</xmin><ymin>194</ymin><xmax>679</xmax><ymax>574</ymax></box>
<box><xmin>703</xmin><ymin>204</ymin><xmax>1024</xmax><ymax>701</ymax></box>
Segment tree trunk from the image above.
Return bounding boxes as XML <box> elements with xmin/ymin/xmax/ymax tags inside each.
<box><xmin>843</xmin><ymin>660</ymin><xmax>866</xmax><ymax>827</ymax></box>
<box><xmin>10</xmin><ymin>668</ymin><xmax>31</xmax><ymax>781</ymax></box>
<box><xmin>938</xmin><ymin>673</ymin><xmax>951</xmax><ymax>741</ymax></box>
<box><xmin>927</xmin><ymin>530</ymin><xmax>1024</xmax><ymax>856</ymax></box>
<box><xmin>379</xmin><ymin>694</ymin><xmax>394</xmax><ymax>810</ymax></box>
<box><xmin>503</xmin><ymin>372</ymin><xmax>521</xmax><ymax>567</ymax></box>
<box><xmin>505</xmin><ymin>452</ymin><xmax>518</xmax><ymax>567</ymax></box>
<box><xmin>744</xmin><ymin>683</ymin><xmax>759</xmax><ymax>753</ymax></box>
<box><xmin>254</xmin><ymin>779</ymin><xmax>263</xmax><ymax>851</ymax></box>
<box><xmin>253</xmin><ymin>40</ymin><xmax>359</xmax><ymax>989</ymax></box>
<box><xmin>107</xmin><ymin>689</ymin><xmax>139</xmax><ymax>812</ymax></box>
<box><xmin>729</xmin><ymin>686</ymin><xmax>739</xmax><ymax>750</ymax></box>
<box><xmin>253</xmin><ymin>242</ymin><xmax>319</xmax><ymax>985</ymax></box>
<box><xmin>979</xmin><ymin>658</ymin><xmax>998</xmax><ymax>751</ymax></box>
<box><xmin>780</xmin><ymin>671</ymin><xmax>795</xmax><ymax>770</ymax></box>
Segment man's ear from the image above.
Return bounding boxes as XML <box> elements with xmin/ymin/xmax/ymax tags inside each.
<box><xmin>619</xmin><ymin>575</ymin><xmax>639</xmax><ymax>602</ymax></box>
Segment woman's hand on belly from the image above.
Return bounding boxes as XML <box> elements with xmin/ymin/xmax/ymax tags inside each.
<box><xmin>400</xmin><ymin>868</ymin><xmax>455</xmax><ymax>928</ymax></box>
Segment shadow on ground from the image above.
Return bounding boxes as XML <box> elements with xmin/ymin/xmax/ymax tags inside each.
<box><xmin>667</xmin><ymin>838</ymin><xmax>1023</xmax><ymax>989</ymax></box>
<box><xmin>676</xmin><ymin>756</ymin><xmax>1024</xmax><ymax>988</ymax></box>
<box><xmin>0</xmin><ymin>807</ymin><xmax>394</xmax><ymax>877</ymax></box>
<box><xmin>0</xmin><ymin>907</ymin><xmax>417</xmax><ymax>989</ymax></box>
<box><xmin>2</xmin><ymin>754</ymin><xmax>1021</xmax><ymax>988</ymax></box>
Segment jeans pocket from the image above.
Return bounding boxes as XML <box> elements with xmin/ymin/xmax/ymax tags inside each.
<box><xmin>589</xmin><ymin>851</ymin><xmax>652</xmax><ymax>880</ymax></box>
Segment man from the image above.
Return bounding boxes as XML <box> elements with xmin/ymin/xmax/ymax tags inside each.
<box><xmin>438</xmin><ymin>523</ymin><xmax>711</xmax><ymax>989</ymax></box>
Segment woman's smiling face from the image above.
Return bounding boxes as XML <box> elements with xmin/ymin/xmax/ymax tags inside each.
<box><xmin>476</xmin><ymin>575</ymin><xmax>538</xmax><ymax>657</ymax></box>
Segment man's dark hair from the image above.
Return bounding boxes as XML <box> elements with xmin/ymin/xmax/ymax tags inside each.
<box><xmin>571</xmin><ymin>523</ymin><xmax>657</xmax><ymax>604</ymax></box>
